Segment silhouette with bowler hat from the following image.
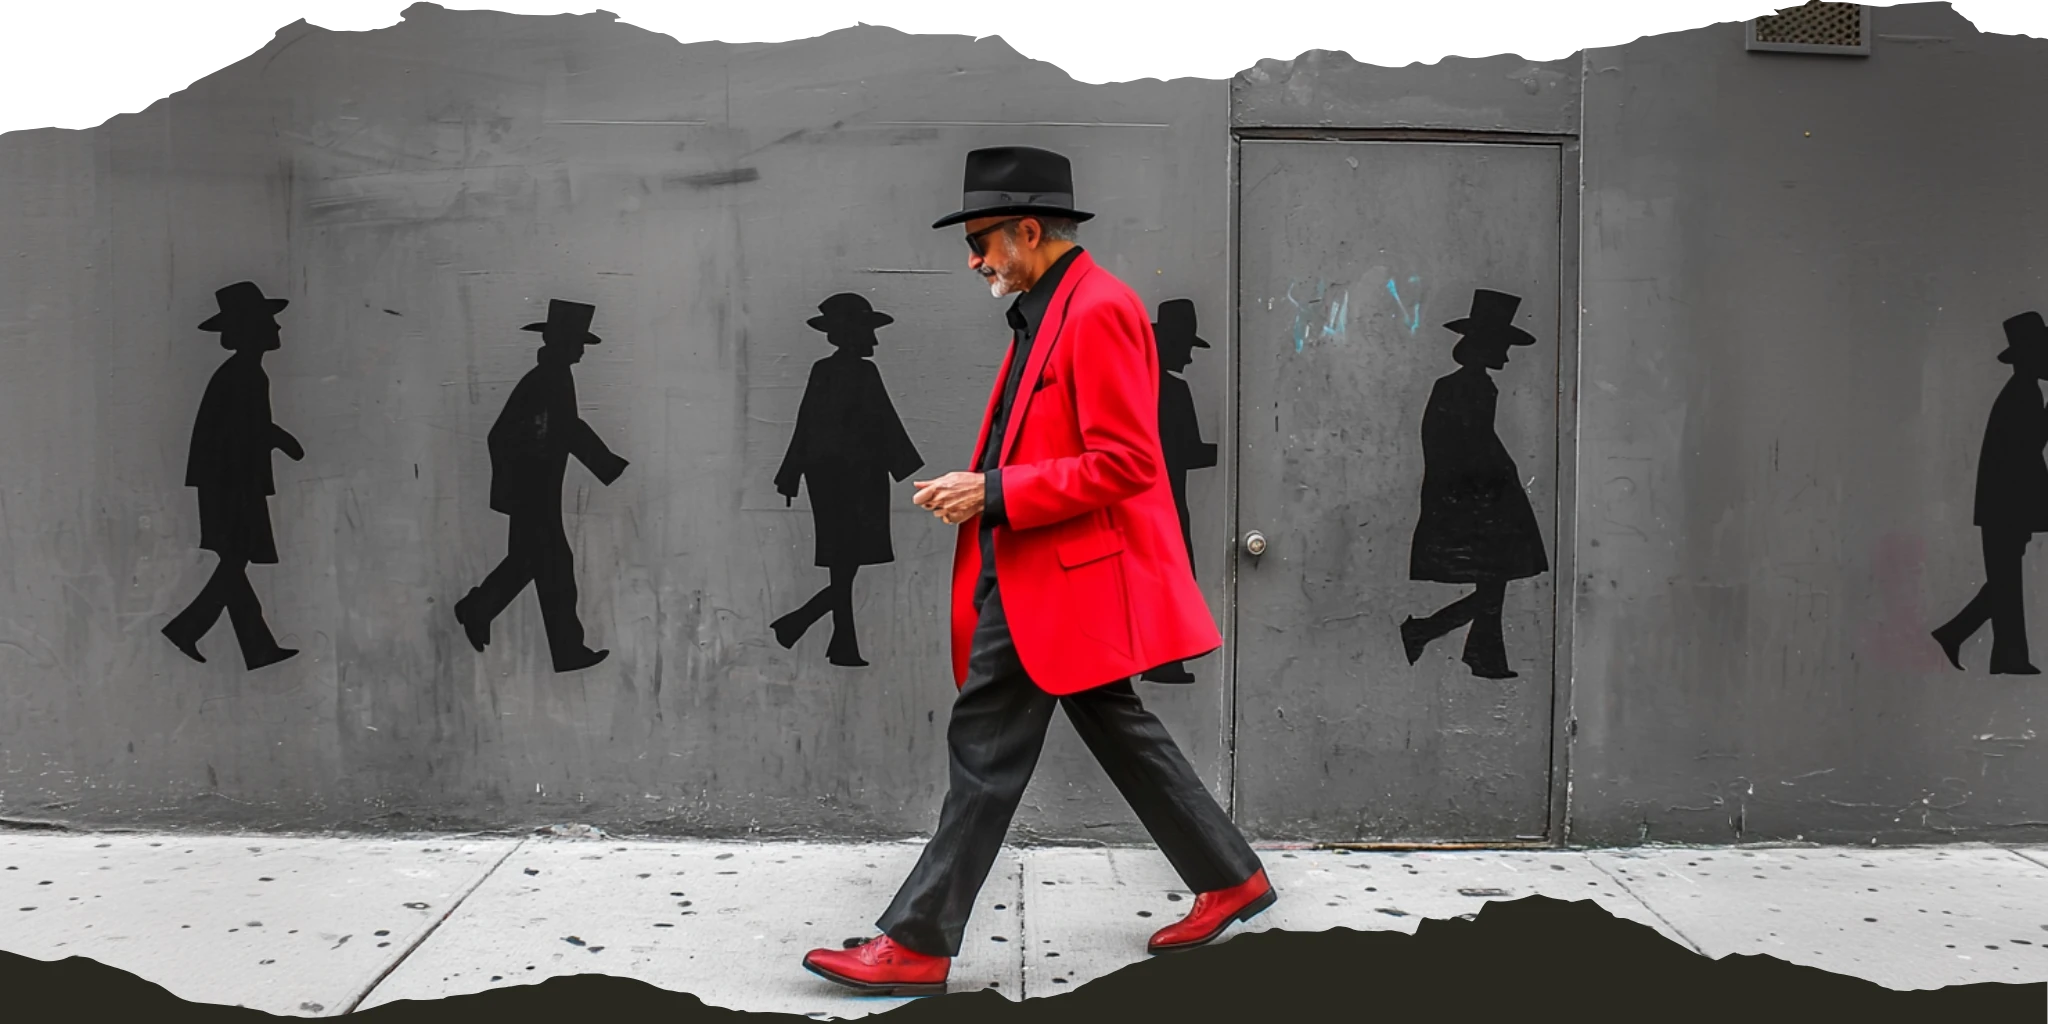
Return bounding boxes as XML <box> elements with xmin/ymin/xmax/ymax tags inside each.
<box><xmin>162</xmin><ymin>282</ymin><xmax>306</xmax><ymax>670</ymax></box>
<box><xmin>453</xmin><ymin>300</ymin><xmax>627</xmax><ymax>673</ymax></box>
<box><xmin>1400</xmin><ymin>288</ymin><xmax>1549</xmax><ymax>680</ymax></box>
<box><xmin>772</xmin><ymin>292</ymin><xmax>924</xmax><ymax>667</ymax></box>
<box><xmin>1932</xmin><ymin>311</ymin><xmax>2048</xmax><ymax>674</ymax></box>
<box><xmin>1140</xmin><ymin>299</ymin><xmax>1218</xmax><ymax>684</ymax></box>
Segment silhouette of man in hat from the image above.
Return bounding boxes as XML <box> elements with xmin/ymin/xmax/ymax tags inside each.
<box><xmin>1141</xmin><ymin>298</ymin><xmax>1218</xmax><ymax>684</ymax></box>
<box><xmin>802</xmin><ymin>146</ymin><xmax>1270</xmax><ymax>998</ymax></box>
<box><xmin>1932</xmin><ymin>311</ymin><xmax>2048</xmax><ymax>674</ymax></box>
<box><xmin>772</xmin><ymin>292</ymin><xmax>925</xmax><ymax>667</ymax></box>
<box><xmin>162</xmin><ymin>281</ymin><xmax>305</xmax><ymax>670</ymax></box>
<box><xmin>1400</xmin><ymin>288</ymin><xmax>1549</xmax><ymax>680</ymax></box>
<box><xmin>453</xmin><ymin>300</ymin><xmax>627</xmax><ymax>673</ymax></box>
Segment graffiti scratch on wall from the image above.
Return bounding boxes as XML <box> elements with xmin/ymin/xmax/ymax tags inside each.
<box><xmin>1286</xmin><ymin>279</ymin><xmax>1350</xmax><ymax>351</ymax></box>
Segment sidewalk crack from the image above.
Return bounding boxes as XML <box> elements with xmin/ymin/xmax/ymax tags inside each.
<box><xmin>2005</xmin><ymin>846</ymin><xmax>2048</xmax><ymax>872</ymax></box>
<box><xmin>339</xmin><ymin>837</ymin><xmax>528</xmax><ymax>1014</ymax></box>
<box><xmin>1584</xmin><ymin>855</ymin><xmax>1708</xmax><ymax>957</ymax></box>
<box><xmin>1015</xmin><ymin>851</ymin><xmax>1030</xmax><ymax>1002</ymax></box>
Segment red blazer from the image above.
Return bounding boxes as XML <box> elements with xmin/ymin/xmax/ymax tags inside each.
<box><xmin>950</xmin><ymin>250</ymin><xmax>1223</xmax><ymax>695</ymax></box>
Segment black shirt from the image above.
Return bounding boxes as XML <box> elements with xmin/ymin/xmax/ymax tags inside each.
<box><xmin>976</xmin><ymin>245</ymin><xmax>1083</xmax><ymax>606</ymax></box>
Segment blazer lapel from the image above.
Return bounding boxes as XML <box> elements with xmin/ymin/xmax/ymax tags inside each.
<box><xmin>997</xmin><ymin>250</ymin><xmax>1096</xmax><ymax>465</ymax></box>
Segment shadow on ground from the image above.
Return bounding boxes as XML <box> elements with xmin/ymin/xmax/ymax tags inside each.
<box><xmin>5</xmin><ymin>896</ymin><xmax>2040</xmax><ymax>1021</ymax></box>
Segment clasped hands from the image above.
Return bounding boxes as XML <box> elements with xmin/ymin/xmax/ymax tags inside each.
<box><xmin>912</xmin><ymin>471</ymin><xmax>985</xmax><ymax>526</ymax></box>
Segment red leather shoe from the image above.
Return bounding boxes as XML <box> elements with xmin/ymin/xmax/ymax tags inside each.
<box><xmin>1147</xmin><ymin>867</ymin><xmax>1277</xmax><ymax>954</ymax></box>
<box><xmin>802</xmin><ymin>934</ymin><xmax>950</xmax><ymax>996</ymax></box>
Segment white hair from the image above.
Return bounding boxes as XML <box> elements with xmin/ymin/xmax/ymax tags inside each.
<box><xmin>1007</xmin><ymin>216</ymin><xmax>1079</xmax><ymax>242</ymax></box>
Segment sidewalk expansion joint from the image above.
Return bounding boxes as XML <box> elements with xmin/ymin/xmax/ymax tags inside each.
<box><xmin>2006</xmin><ymin>846</ymin><xmax>2048</xmax><ymax>872</ymax></box>
<box><xmin>1584</xmin><ymin>854</ymin><xmax>1708</xmax><ymax>957</ymax></box>
<box><xmin>339</xmin><ymin>837</ymin><xmax>529</xmax><ymax>1014</ymax></box>
<box><xmin>1013</xmin><ymin>855</ymin><xmax>1029</xmax><ymax>1001</ymax></box>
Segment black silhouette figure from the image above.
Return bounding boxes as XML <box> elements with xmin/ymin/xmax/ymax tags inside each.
<box><xmin>771</xmin><ymin>293</ymin><xmax>924</xmax><ymax>667</ymax></box>
<box><xmin>1141</xmin><ymin>299</ymin><xmax>1219</xmax><ymax>684</ymax></box>
<box><xmin>453</xmin><ymin>300</ymin><xmax>627</xmax><ymax>673</ymax></box>
<box><xmin>161</xmin><ymin>282</ymin><xmax>305</xmax><ymax>670</ymax></box>
<box><xmin>1932</xmin><ymin>311</ymin><xmax>2048</xmax><ymax>675</ymax></box>
<box><xmin>1399</xmin><ymin>289</ymin><xmax>1549</xmax><ymax>680</ymax></box>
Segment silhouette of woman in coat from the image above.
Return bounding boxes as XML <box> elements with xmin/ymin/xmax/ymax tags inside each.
<box><xmin>772</xmin><ymin>293</ymin><xmax>924</xmax><ymax>667</ymax></box>
<box><xmin>161</xmin><ymin>282</ymin><xmax>304</xmax><ymax>670</ymax></box>
<box><xmin>1932</xmin><ymin>311</ymin><xmax>2048</xmax><ymax>674</ymax></box>
<box><xmin>1141</xmin><ymin>299</ymin><xmax>1218</xmax><ymax>684</ymax></box>
<box><xmin>1400</xmin><ymin>289</ymin><xmax>1549</xmax><ymax>680</ymax></box>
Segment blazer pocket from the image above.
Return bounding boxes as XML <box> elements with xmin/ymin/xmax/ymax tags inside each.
<box><xmin>1057</xmin><ymin>529</ymin><xmax>1126</xmax><ymax>569</ymax></box>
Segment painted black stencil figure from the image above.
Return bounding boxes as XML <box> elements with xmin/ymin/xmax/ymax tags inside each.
<box><xmin>772</xmin><ymin>293</ymin><xmax>924</xmax><ymax>667</ymax></box>
<box><xmin>162</xmin><ymin>283</ymin><xmax>306</xmax><ymax>670</ymax></box>
<box><xmin>1931</xmin><ymin>311</ymin><xmax>2048</xmax><ymax>675</ymax></box>
<box><xmin>1141</xmin><ymin>299</ymin><xmax>1218</xmax><ymax>684</ymax></box>
<box><xmin>453</xmin><ymin>300</ymin><xmax>627</xmax><ymax>673</ymax></box>
<box><xmin>1400</xmin><ymin>289</ymin><xmax>1549</xmax><ymax>679</ymax></box>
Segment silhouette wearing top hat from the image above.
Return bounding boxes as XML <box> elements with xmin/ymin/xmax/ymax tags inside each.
<box><xmin>453</xmin><ymin>300</ymin><xmax>628</xmax><ymax>673</ymax></box>
<box><xmin>1931</xmin><ymin>311</ymin><xmax>2048</xmax><ymax>674</ymax></box>
<box><xmin>1399</xmin><ymin>289</ymin><xmax>1549</xmax><ymax>680</ymax></box>
<box><xmin>1141</xmin><ymin>299</ymin><xmax>1219</xmax><ymax>684</ymax></box>
<box><xmin>772</xmin><ymin>293</ymin><xmax>924</xmax><ymax>667</ymax></box>
<box><xmin>161</xmin><ymin>282</ymin><xmax>306</xmax><ymax>669</ymax></box>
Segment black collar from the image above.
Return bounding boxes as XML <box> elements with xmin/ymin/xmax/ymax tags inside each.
<box><xmin>1005</xmin><ymin>246</ymin><xmax>1083</xmax><ymax>336</ymax></box>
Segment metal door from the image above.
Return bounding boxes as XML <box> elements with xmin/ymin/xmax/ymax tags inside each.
<box><xmin>1231</xmin><ymin>138</ymin><xmax>1565</xmax><ymax>841</ymax></box>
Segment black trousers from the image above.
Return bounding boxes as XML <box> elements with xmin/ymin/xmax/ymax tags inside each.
<box><xmin>164</xmin><ymin>556</ymin><xmax>280</xmax><ymax>664</ymax></box>
<box><xmin>465</xmin><ymin>512</ymin><xmax>588</xmax><ymax>664</ymax></box>
<box><xmin>1938</xmin><ymin>526</ymin><xmax>2033</xmax><ymax>668</ymax></box>
<box><xmin>874</xmin><ymin>583</ymin><xmax>1264</xmax><ymax>958</ymax></box>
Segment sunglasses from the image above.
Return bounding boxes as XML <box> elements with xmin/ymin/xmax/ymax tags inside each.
<box><xmin>964</xmin><ymin>217</ymin><xmax>1024</xmax><ymax>258</ymax></box>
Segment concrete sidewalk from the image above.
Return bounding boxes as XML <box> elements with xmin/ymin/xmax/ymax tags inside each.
<box><xmin>5</xmin><ymin>831</ymin><xmax>2048</xmax><ymax>1018</ymax></box>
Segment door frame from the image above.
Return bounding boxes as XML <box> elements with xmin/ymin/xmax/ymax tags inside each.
<box><xmin>1222</xmin><ymin>127</ymin><xmax>1584</xmax><ymax>848</ymax></box>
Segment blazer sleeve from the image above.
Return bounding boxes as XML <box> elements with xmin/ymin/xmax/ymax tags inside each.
<box><xmin>994</xmin><ymin>297</ymin><xmax>1161</xmax><ymax>530</ymax></box>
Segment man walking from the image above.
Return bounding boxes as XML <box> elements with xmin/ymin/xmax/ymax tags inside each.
<box><xmin>801</xmin><ymin>147</ymin><xmax>1275</xmax><ymax>997</ymax></box>
<box><xmin>453</xmin><ymin>299</ymin><xmax>626</xmax><ymax>673</ymax></box>
<box><xmin>1141</xmin><ymin>298</ymin><xmax>1219</xmax><ymax>684</ymax></box>
<box><xmin>1932</xmin><ymin>311</ymin><xmax>2048</xmax><ymax>674</ymax></box>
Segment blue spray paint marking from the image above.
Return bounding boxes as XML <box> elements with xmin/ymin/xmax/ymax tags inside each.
<box><xmin>1387</xmin><ymin>277</ymin><xmax>1424</xmax><ymax>334</ymax></box>
<box><xmin>1287</xmin><ymin>279</ymin><xmax>1350</xmax><ymax>350</ymax></box>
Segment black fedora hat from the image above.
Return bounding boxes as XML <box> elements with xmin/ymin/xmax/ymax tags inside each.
<box><xmin>1444</xmin><ymin>289</ymin><xmax>1536</xmax><ymax>346</ymax></box>
<box><xmin>932</xmin><ymin>146</ymin><xmax>1095</xmax><ymax>230</ymax></box>
<box><xmin>197</xmin><ymin>281</ymin><xmax>289</xmax><ymax>332</ymax></box>
<box><xmin>1152</xmin><ymin>299</ymin><xmax>1210</xmax><ymax>349</ymax></box>
<box><xmin>808</xmin><ymin>292</ymin><xmax>894</xmax><ymax>334</ymax></box>
<box><xmin>521</xmin><ymin>299</ymin><xmax>602</xmax><ymax>345</ymax></box>
<box><xmin>2001</xmin><ymin>311</ymin><xmax>2048</xmax><ymax>364</ymax></box>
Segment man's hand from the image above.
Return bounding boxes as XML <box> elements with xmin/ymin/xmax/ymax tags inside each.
<box><xmin>912</xmin><ymin>471</ymin><xmax>986</xmax><ymax>526</ymax></box>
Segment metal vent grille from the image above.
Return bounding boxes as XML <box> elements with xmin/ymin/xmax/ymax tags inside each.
<box><xmin>1746</xmin><ymin>2</ymin><xmax>1871</xmax><ymax>55</ymax></box>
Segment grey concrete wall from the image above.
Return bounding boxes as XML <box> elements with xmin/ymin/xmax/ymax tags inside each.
<box><xmin>0</xmin><ymin>5</ymin><xmax>1234</xmax><ymax>840</ymax></box>
<box><xmin>8</xmin><ymin>0</ymin><xmax>2048</xmax><ymax>848</ymax></box>
<box><xmin>1570</xmin><ymin>2</ymin><xmax>2048</xmax><ymax>844</ymax></box>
